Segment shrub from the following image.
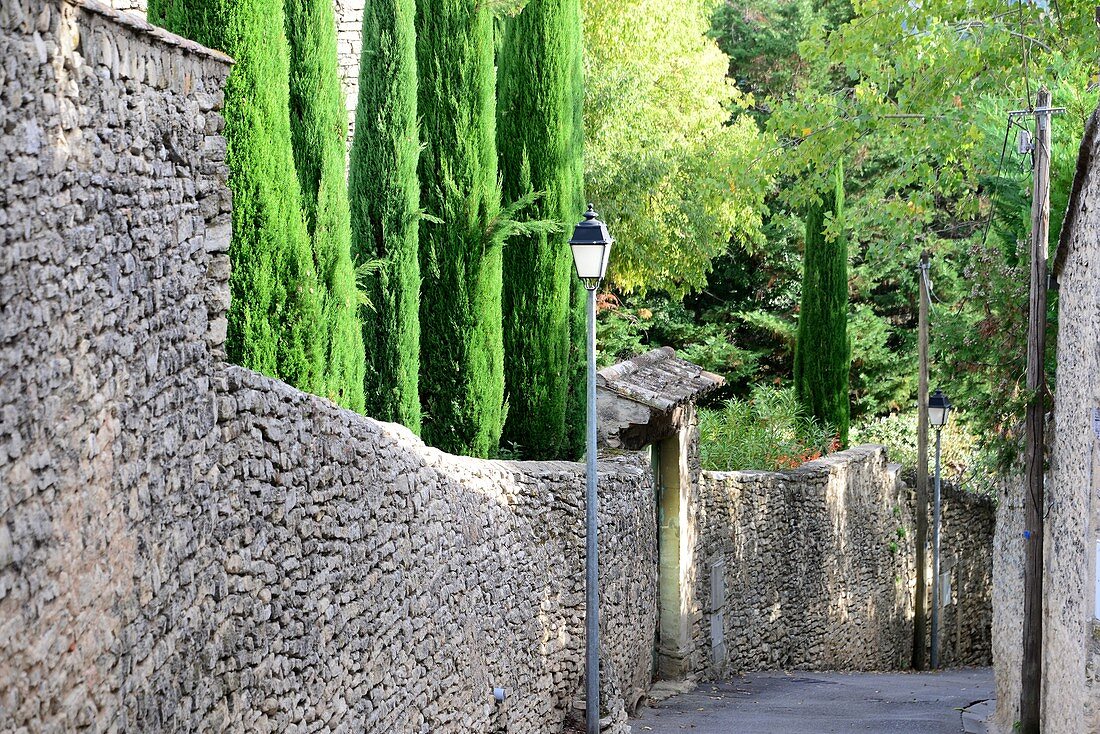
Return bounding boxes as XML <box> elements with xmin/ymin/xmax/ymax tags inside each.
<box><xmin>850</xmin><ymin>412</ymin><xmax>999</xmax><ymax>496</ymax></box>
<box><xmin>699</xmin><ymin>386</ymin><xmax>837</xmax><ymax>471</ymax></box>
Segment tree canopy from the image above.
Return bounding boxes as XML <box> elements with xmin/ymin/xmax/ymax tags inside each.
<box><xmin>583</xmin><ymin>0</ymin><xmax>769</xmax><ymax>297</ymax></box>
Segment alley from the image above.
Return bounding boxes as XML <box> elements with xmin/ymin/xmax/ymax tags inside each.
<box><xmin>632</xmin><ymin>668</ymin><xmax>994</xmax><ymax>734</ymax></box>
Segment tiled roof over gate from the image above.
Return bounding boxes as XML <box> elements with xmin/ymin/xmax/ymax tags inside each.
<box><xmin>598</xmin><ymin>347</ymin><xmax>724</xmax><ymax>411</ymax></box>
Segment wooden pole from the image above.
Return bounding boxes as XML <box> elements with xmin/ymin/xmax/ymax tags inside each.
<box><xmin>1019</xmin><ymin>86</ymin><xmax>1052</xmax><ymax>734</ymax></box>
<box><xmin>913</xmin><ymin>248</ymin><xmax>931</xmax><ymax>671</ymax></box>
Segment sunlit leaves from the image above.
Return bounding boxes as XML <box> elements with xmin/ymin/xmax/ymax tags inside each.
<box><xmin>583</xmin><ymin>0</ymin><xmax>769</xmax><ymax>296</ymax></box>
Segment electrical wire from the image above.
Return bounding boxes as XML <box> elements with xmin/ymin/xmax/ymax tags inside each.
<box><xmin>978</xmin><ymin>117</ymin><xmax>1015</xmax><ymax>250</ymax></box>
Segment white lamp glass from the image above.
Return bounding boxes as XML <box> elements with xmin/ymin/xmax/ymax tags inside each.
<box><xmin>570</xmin><ymin>243</ymin><xmax>609</xmax><ymax>280</ymax></box>
<box><xmin>928</xmin><ymin>389</ymin><xmax>951</xmax><ymax>428</ymax></box>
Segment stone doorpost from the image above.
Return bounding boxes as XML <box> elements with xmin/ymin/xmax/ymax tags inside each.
<box><xmin>656</xmin><ymin>404</ymin><xmax>699</xmax><ymax>678</ymax></box>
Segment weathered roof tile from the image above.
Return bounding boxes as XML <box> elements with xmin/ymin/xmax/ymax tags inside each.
<box><xmin>597</xmin><ymin>347</ymin><xmax>724</xmax><ymax>413</ymax></box>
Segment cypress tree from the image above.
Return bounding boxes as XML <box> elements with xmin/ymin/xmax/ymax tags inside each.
<box><xmin>415</xmin><ymin>0</ymin><xmax>505</xmax><ymax>457</ymax></box>
<box><xmin>349</xmin><ymin>0</ymin><xmax>423</xmax><ymax>431</ymax></box>
<box><xmin>285</xmin><ymin>0</ymin><xmax>366</xmax><ymax>413</ymax></box>
<box><xmin>497</xmin><ymin>0</ymin><xmax>584</xmax><ymax>459</ymax></box>
<box><xmin>794</xmin><ymin>163</ymin><xmax>850</xmax><ymax>446</ymax></box>
<box><xmin>563</xmin><ymin>18</ymin><xmax>587</xmax><ymax>461</ymax></box>
<box><xmin>149</xmin><ymin>0</ymin><xmax>324</xmax><ymax>392</ymax></box>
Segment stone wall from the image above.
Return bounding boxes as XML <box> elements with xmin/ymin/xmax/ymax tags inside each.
<box><xmin>1</xmin><ymin>0</ymin><xmax>233</xmax><ymax>730</ymax></box>
<box><xmin>992</xmin><ymin>479</ymin><xmax>1025</xmax><ymax>732</ymax></box>
<box><xmin>214</xmin><ymin>367</ymin><xmax>657</xmax><ymax>733</ymax></box>
<box><xmin>102</xmin><ymin>0</ymin><xmax>364</xmax><ymax>149</ymax></box>
<box><xmin>938</xmin><ymin>483</ymin><xmax>997</xmax><ymax>667</ymax></box>
<box><xmin>0</xmin><ymin>3</ymin><xmax>657</xmax><ymax>732</ymax></box>
<box><xmin>1040</xmin><ymin>108</ymin><xmax>1100</xmax><ymax>732</ymax></box>
<box><xmin>333</xmin><ymin>0</ymin><xmax>363</xmax><ymax>146</ymax></box>
<box><xmin>692</xmin><ymin>447</ymin><xmax>995</xmax><ymax>677</ymax></box>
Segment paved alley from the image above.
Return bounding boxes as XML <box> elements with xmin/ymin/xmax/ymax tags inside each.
<box><xmin>632</xmin><ymin>668</ymin><xmax>994</xmax><ymax>734</ymax></box>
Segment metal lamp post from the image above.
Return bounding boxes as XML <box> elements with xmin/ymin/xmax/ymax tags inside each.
<box><xmin>929</xmin><ymin>387</ymin><xmax>952</xmax><ymax>669</ymax></box>
<box><xmin>569</xmin><ymin>204</ymin><xmax>613</xmax><ymax>734</ymax></box>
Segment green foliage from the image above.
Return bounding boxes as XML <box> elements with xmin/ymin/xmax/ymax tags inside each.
<box><xmin>349</xmin><ymin>0</ymin><xmax>423</xmax><ymax>431</ymax></box>
<box><xmin>936</xmin><ymin>86</ymin><xmax>1090</xmax><ymax>464</ymax></box>
<box><xmin>849</xmin><ymin>304</ymin><xmax>911</xmax><ymax>415</ymax></box>
<box><xmin>285</xmin><ymin>0</ymin><xmax>365</xmax><ymax>412</ymax></box>
<box><xmin>759</xmin><ymin>0</ymin><xmax>1099</xmax><ymax>451</ymax></box>
<box><xmin>597</xmin><ymin>297</ymin><xmax>761</xmax><ymax>390</ymax></box>
<box><xmin>794</xmin><ymin>163</ymin><xmax>850</xmax><ymax>445</ymax></box>
<box><xmin>851</xmin><ymin>411</ymin><xmax>1000</xmax><ymax>496</ymax></box>
<box><xmin>699</xmin><ymin>386</ymin><xmax>837</xmax><ymax>471</ymax></box>
<box><xmin>416</xmin><ymin>0</ymin><xmax>505</xmax><ymax>457</ymax></box>
<box><xmin>709</xmin><ymin>0</ymin><xmax>850</xmax><ymax>108</ymax></box>
<box><xmin>149</xmin><ymin>0</ymin><xmax>325</xmax><ymax>393</ymax></box>
<box><xmin>583</xmin><ymin>0</ymin><xmax>769</xmax><ymax>296</ymax></box>
<box><xmin>498</xmin><ymin>0</ymin><xmax>583</xmax><ymax>460</ymax></box>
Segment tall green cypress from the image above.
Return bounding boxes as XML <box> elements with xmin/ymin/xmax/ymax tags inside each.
<box><xmin>416</xmin><ymin>0</ymin><xmax>505</xmax><ymax>457</ymax></box>
<box><xmin>564</xmin><ymin>16</ymin><xmax>587</xmax><ymax>461</ymax></box>
<box><xmin>497</xmin><ymin>0</ymin><xmax>584</xmax><ymax>460</ymax></box>
<box><xmin>349</xmin><ymin>0</ymin><xmax>423</xmax><ymax>431</ymax></box>
<box><xmin>149</xmin><ymin>0</ymin><xmax>324</xmax><ymax>392</ymax></box>
<box><xmin>794</xmin><ymin>163</ymin><xmax>850</xmax><ymax>446</ymax></box>
<box><xmin>285</xmin><ymin>0</ymin><xmax>365</xmax><ymax>413</ymax></box>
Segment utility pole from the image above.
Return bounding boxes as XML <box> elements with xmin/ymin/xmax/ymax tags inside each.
<box><xmin>1019</xmin><ymin>86</ymin><xmax>1054</xmax><ymax>734</ymax></box>
<box><xmin>913</xmin><ymin>248</ymin><xmax>932</xmax><ymax>671</ymax></box>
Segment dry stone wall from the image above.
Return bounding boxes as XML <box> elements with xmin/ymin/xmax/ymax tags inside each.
<box><xmin>693</xmin><ymin>447</ymin><xmax>994</xmax><ymax>677</ymax></box>
<box><xmin>216</xmin><ymin>368</ymin><xmax>657</xmax><ymax>733</ymax></box>
<box><xmin>1</xmin><ymin>2</ymin><xmax>232</xmax><ymax>730</ymax></box>
<box><xmin>937</xmin><ymin>483</ymin><xmax>996</xmax><ymax>667</ymax></box>
<box><xmin>0</xmin><ymin>3</ymin><xmax>657</xmax><ymax>732</ymax></box>
<box><xmin>101</xmin><ymin>0</ymin><xmax>365</xmax><ymax>149</ymax></box>
<box><xmin>992</xmin><ymin>479</ymin><xmax>1025</xmax><ymax>732</ymax></box>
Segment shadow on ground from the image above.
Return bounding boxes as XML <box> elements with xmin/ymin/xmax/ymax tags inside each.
<box><xmin>631</xmin><ymin>668</ymin><xmax>994</xmax><ymax>734</ymax></box>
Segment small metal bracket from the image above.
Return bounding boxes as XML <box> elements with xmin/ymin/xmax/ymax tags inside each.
<box><xmin>1091</xmin><ymin>407</ymin><xmax>1100</xmax><ymax>441</ymax></box>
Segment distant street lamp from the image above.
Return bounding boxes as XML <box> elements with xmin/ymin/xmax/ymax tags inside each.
<box><xmin>929</xmin><ymin>387</ymin><xmax>952</xmax><ymax>669</ymax></box>
<box><xmin>569</xmin><ymin>203</ymin><xmax>613</xmax><ymax>734</ymax></box>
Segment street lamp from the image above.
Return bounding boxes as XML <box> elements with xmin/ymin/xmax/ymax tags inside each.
<box><xmin>569</xmin><ymin>203</ymin><xmax>613</xmax><ymax>734</ymax></box>
<box><xmin>929</xmin><ymin>388</ymin><xmax>951</xmax><ymax>669</ymax></box>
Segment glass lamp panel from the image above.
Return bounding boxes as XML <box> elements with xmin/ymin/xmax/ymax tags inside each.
<box><xmin>929</xmin><ymin>407</ymin><xmax>948</xmax><ymax>427</ymax></box>
<box><xmin>598</xmin><ymin>243</ymin><xmax>613</xmax><ymax>279</ymax></box>
<box><xmin>571</xmin><ymin>243</ymin><xmax>606</xmax><ymax>280</ymax></box>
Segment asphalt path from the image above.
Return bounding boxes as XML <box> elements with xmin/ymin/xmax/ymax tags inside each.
<box><xmin>631</xmin><ymin>668</ymin><xmax>994</xmax><ymax>734</ymax></box>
